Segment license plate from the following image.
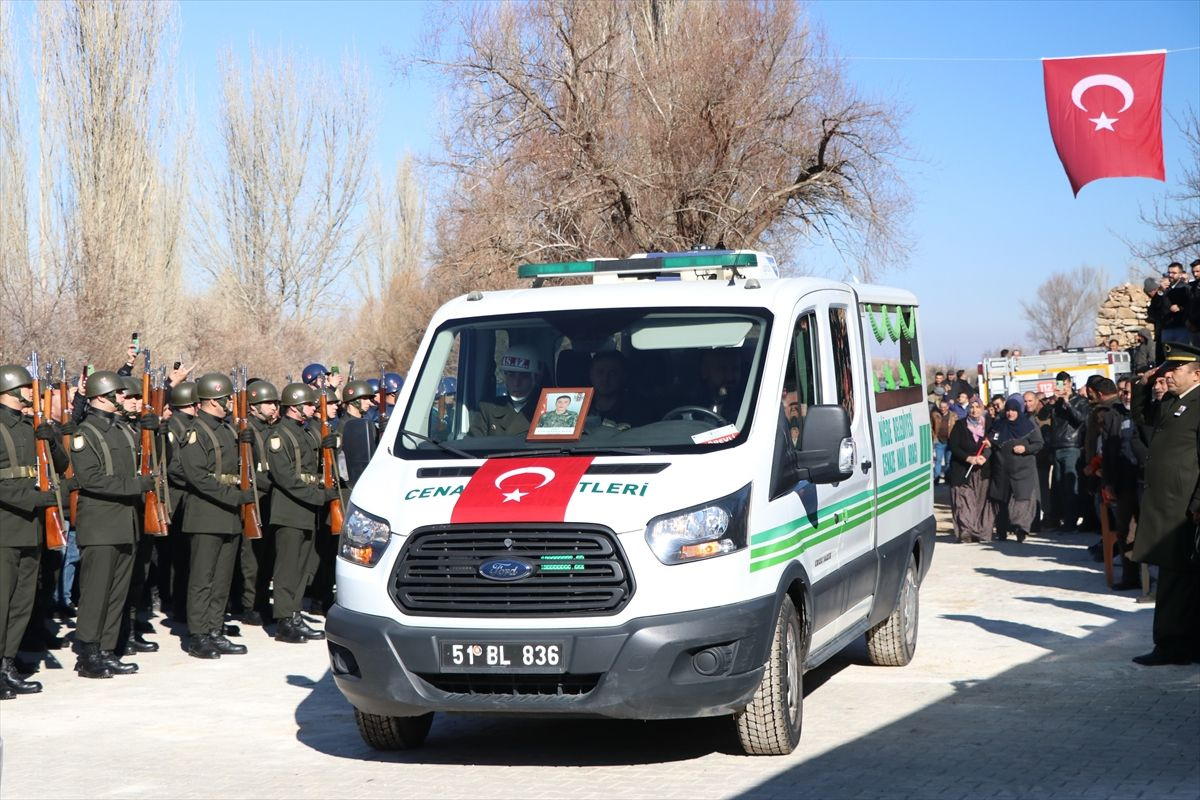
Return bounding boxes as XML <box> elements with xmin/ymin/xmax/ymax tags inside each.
<box><xmin>440</xmin><ymin>641</ymin><xmax>565</xmax><ymax>673</ymax></box>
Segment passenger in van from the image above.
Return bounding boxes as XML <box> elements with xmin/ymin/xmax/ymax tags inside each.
<box><xmin>699</xmin><ymin>348</ymin><xmax>743</xmax><ymax>420</ymax></box>
<box><xmin>586</xmin><ymin>351</ymin><xmax>635</xmax><ymax>429</ymax></box>
<box><xmin>468</xmin><ymin>345</ymin><xmax>544</xmax><ymax>436</ymax></box>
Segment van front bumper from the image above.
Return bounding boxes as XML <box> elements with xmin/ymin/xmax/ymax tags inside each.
<box><xmin>325</xmin><ymin>596</ymin><xmax>775</xmax><ymax>720</ymax></box>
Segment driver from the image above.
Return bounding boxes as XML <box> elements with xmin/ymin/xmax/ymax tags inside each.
<box><xmin>469</xmin><ymin>345</ymin><xmax>544</xmax><ymax>436</ymax></box>
<box><xmin>699</xmin><ymin>347</ymin><xmax>743</xmax><ymax>420</ymax></box>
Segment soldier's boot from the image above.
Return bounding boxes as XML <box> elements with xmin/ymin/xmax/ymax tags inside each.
<box><xmin>74</xmin><ymin>643</ymin><xmax>114</xmax><ymax>679</ymax></box>
<box><xmin>210</xmin><ymin>632</ymin><xmax>247</xmax><ymax>655</ymax></box>
<box><xmin>0</xmin><ymin>682</ymin><xmax>13</xmax><ymax>700</ymax></box>
<box><xmin>187</xmin><ymin>634</ymin><xmax>220</xmax><ymax>660</ymax></box>
<box><xmin>99</xmin><ymin>650</ymin><xmax>138</xmax><ymax>675</ymax></box>
<box><xmin>274</xmin><ymin>616</ymin><xmax>309</xmax><ymax>644</ymax></box>
<box><xmin>127</xmin><ymin>632</ymin><xmax>160</xmax><ymax>653</ymax></box>
<box><xmin>0</xmin><ymin>657</ymin><xmax>43</xmax><ymax>694</ymax></box>
<box><xmin>293</xmin><ymin>612</ymin><xmax>326</xmax><ymax>641</ymax></box>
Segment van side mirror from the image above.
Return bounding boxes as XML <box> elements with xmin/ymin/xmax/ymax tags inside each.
<box><xmin>795</xmin><ymin>404</ymin><xmax>855</xmax><ymax>484</ymax></box>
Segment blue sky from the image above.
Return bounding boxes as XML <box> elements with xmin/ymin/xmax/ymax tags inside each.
<box><xmin>13</xmin><ymin>1</ymin><xmax>1200</xmax><ymax>364</ymax></box>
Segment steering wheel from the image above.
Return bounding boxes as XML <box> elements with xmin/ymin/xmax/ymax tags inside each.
<box><xmin>660</xmin><ymin>405</ymin><xmax>728</xmax><ymax>426</ymax></box>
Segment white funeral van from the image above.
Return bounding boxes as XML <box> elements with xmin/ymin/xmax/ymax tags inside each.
<box><xmin>328</xmin><ymin>250</ymin><xmax>934</xmax><ymax>756</ymax></box>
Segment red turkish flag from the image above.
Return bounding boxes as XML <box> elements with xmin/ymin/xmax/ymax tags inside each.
<box><xmin>1043</xmin><ymin>51</ymin><xmax>1165</xmax><ymax>195</ymax></box>
<box><xmin>450</xmin><ymin>457</ymin><xmax>594</xmax><ymax>524</ymax></box>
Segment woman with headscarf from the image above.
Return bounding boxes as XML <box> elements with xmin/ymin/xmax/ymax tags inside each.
<box><xmin>988</xmin><ymin>393</ymin><xmax>1044</xmax><ymax>542</ymax></box>
<box><xmin>948</xmin><ymin>397</ymin><xmax>994</xmax><ymax>542</ymax></box>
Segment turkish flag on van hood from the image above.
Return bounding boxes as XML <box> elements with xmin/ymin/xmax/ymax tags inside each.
<box><xmin>1043</xmin><ymin>50</ymin><xmax>1165</xmax><ymax>195</ymax></box>
<box><xmin>450</xmin><ymin>457</ymin><xmax>594</xmax><ymax>524</ymax></box>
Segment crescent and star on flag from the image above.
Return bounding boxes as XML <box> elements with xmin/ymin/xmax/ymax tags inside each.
<box><xmin>1070</xmin><ymin>73</ymin><xmax>1135</xmax><ymax>132</ymax></box>
<box><xmin>494</xmin><ymin>466</ymin><xmax>556</xmax><ymax>503</ymax></box>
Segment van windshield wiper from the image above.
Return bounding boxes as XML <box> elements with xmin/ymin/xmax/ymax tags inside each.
<box><xmin>398</xmin><ymin>428</ymin><xmax>475</xmax><ymax>459</ymax></box>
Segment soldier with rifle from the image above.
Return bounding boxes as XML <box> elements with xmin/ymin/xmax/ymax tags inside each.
<box><xmin>72</xmin><ymin>371</ymin><xmax>151</xmax><ymax>679</ymax></box>
<box><xmin>0</xmin><ymin>363</ymin><xmax>70</xmax><ymax>698</ymax></box>
<box><xmin>266</xmin><ymin>384</ymin><xmax>335</xmax><ymax>643</ymax></box>
<box><xmin>244</xmin><ymin>380</ymin><xmax>279</xmax><ymax>623</ymax></box>
<box><xmin>164</xmin><ymin>380</ymin><xmax>198</xmax><ymax>622</ymax></box>
<box><xmin>340</xmin><ymin>380</ymin><xmax>378</xmax><ymax>487</ymax></box>
<box><xmin>308</xmin><ymin>384</ymin><xmax>344</xmax><ymax>616</ymax></box>
<box><xmin>178</xmin><ymin>373</ymin><xmax>254</xmax><ymax>659</ymax></box>
<box><xmin>228</xmin><ymin>369</ymin><xmax>264</xmax><ymax>626</ymax></box>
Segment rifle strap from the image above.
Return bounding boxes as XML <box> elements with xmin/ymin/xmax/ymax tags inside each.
<box><xmin>276</xmin><ymin>423</ymin><xmax>305</xmax><ymax>480</ymax></box>
<box><xmin>0</xmin><ymin>421</ymin><xmax>20</xmax><ymax>474</ymax></box>
<box><xmin>79</xmin><ymin>419</ymin><xmax>136</xmax><ymax>477</ymax></box>
<box><xmin>193</xmin><ymin>419</ymin><xmax>226</xmax><ymax>475</ymax></box>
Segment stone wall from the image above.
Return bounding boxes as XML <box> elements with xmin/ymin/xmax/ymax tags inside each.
<box><xmin>1093</xmin><ymin>283</ymin><xmax>1150</xmax><ymax>348</ymax></box>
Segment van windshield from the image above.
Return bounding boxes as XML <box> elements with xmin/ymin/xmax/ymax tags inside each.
<box><xmin>394</xmin><ymin>307</ymin><xmax>772</xmax><ymax>459</ymax></box>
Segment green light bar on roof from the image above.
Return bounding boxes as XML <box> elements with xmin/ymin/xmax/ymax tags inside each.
<box><xmin>517</xmin><ymin>251</ymin><xmax>760</xmax><ymax>279</ymax></box>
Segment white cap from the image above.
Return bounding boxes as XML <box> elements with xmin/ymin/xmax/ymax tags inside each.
<box><xmin>500</xmin><ymin>345</ymin><xmax>541</xmax><ymax>375</ymax></box>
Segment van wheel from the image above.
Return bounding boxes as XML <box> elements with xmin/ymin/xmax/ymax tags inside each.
<box><xmin>354</xmin><ymin>709</ymin><xmax>434</xmax><ymax>750</ymax></box>
<box><xmin>865</xmin><ymin>553</ymin><xmax>919</xmax><ymax>666</ymax></box>
<box><xmin>735</xmin><ymin>594</ymin><xmax>803</xmax><ymax>756</ymax></box>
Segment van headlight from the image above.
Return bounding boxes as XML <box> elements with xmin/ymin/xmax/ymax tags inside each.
<box><xmin>645</xmin><ymin>484</ymin><xmax>750</xmax><ymax>565</ymax></box>
<box><xmin>339</xmin><ymin>504</ymin><xmax>392</xmax><ymax>567</ymax></box>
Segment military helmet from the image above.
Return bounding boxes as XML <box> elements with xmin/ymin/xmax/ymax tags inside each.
<box><xmin>121</xmin><ymin>376</ymin><xmax>143</xmax><ymax>398</ymax></box>
<box><xmin>247</xmin><ymin>380</ymin><xmax>279</xmax><ymax>404</ymax></box>
<box><xmin>279</xmin><ymin>382</ymin><xmax>318</xmax><ymax>407</ymax></box>
<box><xmin>84</xmin><ymin>370</ymin><xmax>124</xmax><ymax>399</ymax></box>
<box><xmin>0</xmin><ymin>364</ymin><xmax>34</xmax><ymax>394</ymax></box>
<box><xmin>438</xmin><ymin>376</ymin><xmax>458</xmax><ymax>397</ymax></box>
<box><xmin>301</xmin><ymin>363</ymin><xmax>328</xmax><ymax>385</ymax></box>
<box><xmin>322</xmin><ymin>385</ymin><xmax>339</xmax><ymax>403</ymax></box>
<box><xmin>499</xmin><ymin>345</ymin><xmax>542</xmax><ymax>375</ymax></box>
<box><xmin>365</xmin><ymin>377</ymin><xmax>381</xmax><ymax>393</ymax></box>
<box><xmin>169</xmin><ymin>381</ymin><xmax>198</xmax><ymax>406</ymax></box>
<box><xmin>196</xmin><ymin>372</ymin><xmax>234</xmax><ymax>400</ymax></box>
<box><xmin>383</xmin><ymin>372</ymin><xmax>404</xmax><ymax>394</ymax></box>
<box><xmin>342</xmin><ymin>380</ymin><xmax>374</xmax><ymax>403</ymax></box>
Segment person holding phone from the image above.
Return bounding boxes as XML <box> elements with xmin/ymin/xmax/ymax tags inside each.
<box><xmin>1045</xmin><ymin>371</ymin><xmax>1089</xmax><ymax>532</ymax></box>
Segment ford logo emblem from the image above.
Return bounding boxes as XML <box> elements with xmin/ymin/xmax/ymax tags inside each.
<box><xmin>478</xmin><ymin>558</ymin><xmax>535</xmax><ymax>582</ymax></box>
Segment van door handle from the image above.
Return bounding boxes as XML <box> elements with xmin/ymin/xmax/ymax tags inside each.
<box><xmin>860</xmin><ymin>459</ymin><xmax>872</xmax><ymax>474</ymax></box>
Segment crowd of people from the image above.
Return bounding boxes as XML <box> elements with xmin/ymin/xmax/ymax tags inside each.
<box><xmin>0</xmin><ymin>350</ymin><xmax>416</xmax><ymax>698</ymax></box>
<box><xmin>928</xmin><ymin>334</ymin><xmax>1200</xmax><ymax>667</ymax></box>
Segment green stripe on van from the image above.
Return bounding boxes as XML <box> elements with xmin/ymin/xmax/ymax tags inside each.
<box><xmin>748</xmin><ymin>465</ymin><xmax>930</xmax><ymax>572</ymax></box>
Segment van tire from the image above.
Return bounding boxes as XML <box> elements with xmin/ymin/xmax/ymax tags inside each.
<box><xmin>735</xmin><ymin>594</ymin><xmax>803</xmax><ymax>755</ymax></box>
<box><xmin>354</xmin><ymin>709</ymin><xmax>434</xmax><ymax>750</ymax></box>
<box><xmin>865</xmin><ymin>553</ymin><xmax>919</xmax><ymax>666</ymax></box>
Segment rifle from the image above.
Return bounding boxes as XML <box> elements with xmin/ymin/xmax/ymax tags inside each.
<box><xmin>234</xmin><ymin>367</ymin><xmax>262</xmax><ymax>540</ymax></box>
<box><xmin>140</xmin><ymin>350</ymin><xmax>169</xmax><ymax>536</ymax></box>
<box><xmin>376</xmin><ymin>364</ymin><xmax>387</xmax><ymax>427</ymax></box>
<box><xmin>319</xmin><ymin>388</ymin><xmax>345</xmax><ymax>535</ymax></box>
<box><xmin>30</xmin><ymin>353</ymin><xmax>67</xmax><ymax>551</ymax></box>
<box><xmin>153</xmin><ymin>365</ymin><xmax>171</xmax><ymax>515</ymax></box>
<box><xmin>60</xmin><ymin>359</ymin><xmax>79</xmax><ymax>523</ymax></box>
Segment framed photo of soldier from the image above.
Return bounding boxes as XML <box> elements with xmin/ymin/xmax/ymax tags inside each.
<box><xmin>527</xmin><ymin>388</ymin><xmax>592</xmax><ymax>441</ymax></box>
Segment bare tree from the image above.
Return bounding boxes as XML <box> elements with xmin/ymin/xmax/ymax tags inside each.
<box><xmin>1020</xmin><ymin>266</ymin><xmax>1109</xmax><ymax>350</ymax></box>
<box><xmin>346</xmin><ymin>154</ymin><xmax>432</xmax><ymax>370</ymax></box>
<box><xmin>194</xmin><ymin>45</ymin><xmax>373</xmax><ymax>345</ymax></box>
<box><xmin>1129</xmin><ymin>110</ymin><xmax>1200</xmax><ymax>262</ymax></box>
<box><xmin>35</xmin><ymin>0</ymin><xmax>188</xmax><ymax>366</ymax></box>
<box><xmin>418</xmin><ymin>0</ymin><xmax>909</xmax><ymax>286</ymax></box>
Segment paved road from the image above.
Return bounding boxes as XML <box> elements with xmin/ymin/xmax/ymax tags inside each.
<box><xmin>3</xmin><ymin>488</ymin><xmax>1198</xmax><ymax>799</ymax></box>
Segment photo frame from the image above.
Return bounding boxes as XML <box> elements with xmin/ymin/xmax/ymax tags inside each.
<box><xmin>526</xmin><ymin>387</ymin><xmax>593</xmax><ymax>441</ymax></box>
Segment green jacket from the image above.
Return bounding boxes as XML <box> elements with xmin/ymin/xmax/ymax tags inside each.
<box><xmin>0</xmin><ymin>406</ymin><xmax>68</xmax><ymax>548</ymax></box>
<box><xmin>470</xmin><ymin>399</ymin><xmax>536</xmax><ymax>437</ymax></box>
<box><xmin>1130</xmin><ymin>381</ymin><xmax>1200</xmax><ymax>567</ymax></box>
<box><xmin>72</xmin><ymin>409</ymin><xmax>144</xmax><ymax>547</ymax></box>
<box><xmin>164</xmin><ymin>411</ymin><xmax>195</xmax><ymax>518</ymax></box>
<box><xmin>266</xmin><ymin>417</ymin><xmax>326</xmax><ymax>531</ymax></box>
<box><xmin>179</xmin><ymin>410</ymin><xmax>244</xmax><ymax>535</ymax></box>
<box><xmin>248</xmin><ymin>415</ymin><xmax>275</xmax><ymax>515</ymax></box>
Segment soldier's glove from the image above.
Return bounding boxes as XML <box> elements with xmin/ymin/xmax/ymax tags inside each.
<box><xmin>139</xmin><ymin>413</ymin><xmax>160</xmax><ymax>431</ymax></box>
<box><xmin>324</xmin><ymin>487</ymin><xmax>343</xmax><ymax>502</ymax></box>
<box><xmin>137</xmin><ymin>475</ymin><xmax>157</xmax><ymax>492</ymax></box>
<box><xmin>320</xmin><ymin>434</ymin><xmax>340</xmax><ymax>450</ymax></box>
<box><xmin>237</xmin><ymin>428</ymin><xmax>255</xmax><ymax>444</ymax></box>
<box><xmin>33</xmin><ymin>491</ymin><xmax>60</xmax><ymax>509</ymax></box>
<box><xmin>59</xmin><ymin>420</ymin><xmax>76</xmax><ymax>436</ymax></box>
<box><xmin>35</xmin><ymin>425</ymin><xmax>57</xmax><ymax>442</ymax></box>
<box><xmin>60</xmin><ymin>476</ymin><xmax>78</xmax><ymax>493</ymax></box>
<box><xmin>238</xmin><ymin>488</ymin><xmax>257</xmax><ymax>505</ymax></box>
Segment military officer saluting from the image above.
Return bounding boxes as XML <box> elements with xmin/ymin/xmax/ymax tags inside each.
<box><xmin>72</xmin><ymin>371</ymin><xmax>151</xmax><ymax>678</ymax></box>
<box><xmin>0</xmin><ymin>364</ymin><xmax>69</xmax><ymax>698</ymax></box>
<box><xmin>178</xmin><ymin>374</ymin><xmax>255</xmax><ymax>659</ymax></box>
<box><xmin>267</xmin><ymin>384</ymin><xmax>334</xmax><ymax>643</ymax></box>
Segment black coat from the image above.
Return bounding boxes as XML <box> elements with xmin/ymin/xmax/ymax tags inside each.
<box><xmin>947</xmin><ymin>417</ymin><xmax>991</xmax><ymax>487</ymax></box>
<box><xmin>987</xmin><ymin>419</ymin><xmax>1043</xmax><ymax>502</ymax></box>
<box><xmin>1130</xmin><ymin>381</ymin><xmax>1200</xmax><ymax>568</ymax></box>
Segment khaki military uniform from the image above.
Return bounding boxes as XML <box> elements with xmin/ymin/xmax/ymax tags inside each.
<box><xmin>0</xmin><ymin>406</ymin><xmax>67</xmax><ymax>659</ymax></box>
<box><xmin>179</xmin><ymin>411</ymin><xmax>245</xmax><ymax>638</ymax></box>
<box><xmin>469</xmin><ymin>399</ymin><xmax>536</xmax><ymax>437</ymax></box>
<box><xmin>72</xmin><ymin>410</ymin><xmax>145</xmax><ymax>652</ymax></box>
